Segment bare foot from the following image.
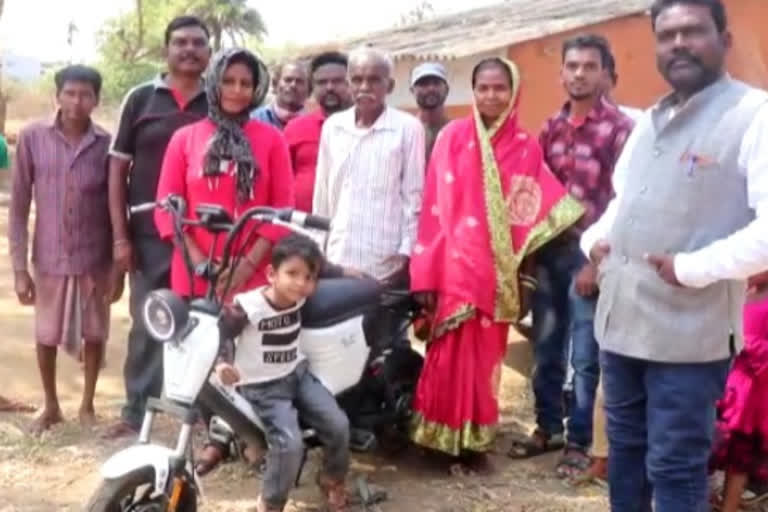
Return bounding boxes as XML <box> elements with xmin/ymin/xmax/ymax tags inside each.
<box><xmin>454</xmin><ymin>452</ymin><xmax>496</xmax><ymax>476</ymax></box>
<box><xmin>101</xmin><ymin>420</ymin><xmax>139</xmax><ymax>441</ymax></box>
<box><xmin>30</xmin><ymin>407</ymin><xmax>64</xmax><ymax>436</ymax></box>
<box><xmin>243</xmin><ymin>442</ymin><xmax>266</xmax><ymax>465</ymax></box>
<box><xmin>79</xmin><ymin>408</ymin><xmax>97</xmax><ymax>429</ymax></box>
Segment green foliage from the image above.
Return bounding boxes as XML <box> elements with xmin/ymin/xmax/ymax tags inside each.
<box><xmin>96</xmin><ymin>0</ymin><xmax>267</xmax><ymax>103</ymax></box>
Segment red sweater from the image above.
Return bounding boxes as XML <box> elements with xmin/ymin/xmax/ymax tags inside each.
<box><xmin>155</xmin><ymin>118</ymin><xmax>295</xmax><ymax>297</ymax></box>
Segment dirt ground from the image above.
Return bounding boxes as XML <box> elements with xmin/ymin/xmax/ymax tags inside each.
<box><xmin>0</xmin><ymin>203</ymin><xmax>609</xmax><ymax>511</ymax></box>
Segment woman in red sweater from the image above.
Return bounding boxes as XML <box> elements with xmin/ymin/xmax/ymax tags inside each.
<box><xmin>155</xmin><ymin>48</ymin><xmax>294</xmax><ymax>299</ymax></box>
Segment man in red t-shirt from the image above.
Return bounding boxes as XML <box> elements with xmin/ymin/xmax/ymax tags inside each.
<box><xmin>283</xmin><ymin>52</ymin><xmax>353</xmax><ymax>213</ymax></box>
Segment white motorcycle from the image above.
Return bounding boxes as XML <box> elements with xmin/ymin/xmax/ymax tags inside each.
<box><xmin>86</xmin><ymin>196</ymin><xmax>423</xmax><ymax>511</ymax></box>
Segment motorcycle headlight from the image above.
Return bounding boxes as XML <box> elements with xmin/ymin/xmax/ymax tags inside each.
<box><xmin>142</xmin><ymin>289</ymin><xmax>189</xmax><ymax>342</ymax></box>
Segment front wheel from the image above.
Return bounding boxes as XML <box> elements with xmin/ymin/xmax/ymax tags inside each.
<box><xmin>85</xmin><ymin>467</ymin><xmax>197</xmax><ymax>512</ymax></box>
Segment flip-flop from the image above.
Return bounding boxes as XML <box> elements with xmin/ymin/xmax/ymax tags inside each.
<box><xmin>556</xmin><ymin>446</ymin><xmax>591</xmax><ymax>479</ymax></box>
<box><xmin>741</xmin><ymin>484</ymin><xmax>768</xmax><ymax>507</ymax></box>
<box><xmin>507</xmin><ymin>429</ymin><xmax>565</xmax><ymax>459</ymax></box>
<box><xmin>565</xmin><ymin>471</ymin><xmax>608</xmax><ymax>489</ymax></box>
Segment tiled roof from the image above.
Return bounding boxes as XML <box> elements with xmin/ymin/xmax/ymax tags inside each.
<box><xmin>301</xmin><ymin>0</ymin><xmax>651</xmax><ymax>61</ymax></box>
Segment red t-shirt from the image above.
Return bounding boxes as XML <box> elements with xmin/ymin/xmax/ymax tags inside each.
<box><xmin>283</xmin><ymin>110</ymin><xmax>326</xmax><ymax>213</ymax></box>
<box><xmin>155</xmin><ymin>118</ymin><xmax>295</xmax><ymax>297</ymax></box>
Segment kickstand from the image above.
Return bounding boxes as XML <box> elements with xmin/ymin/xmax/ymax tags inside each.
<box><xmin>295</xmin><ymin>447</ymin><xmax>308</xmax><ymax>487</ymax></box>
<box><xmin>356</xmin><ymin>476</ymin><xmax>388</xmax><ymax>512</ymax></box>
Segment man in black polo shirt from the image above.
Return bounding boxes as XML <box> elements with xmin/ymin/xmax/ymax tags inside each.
<box><xmin>105</xmin><ymin>15</ymin><xmax>211</xmax><ymax>438</ymax></box>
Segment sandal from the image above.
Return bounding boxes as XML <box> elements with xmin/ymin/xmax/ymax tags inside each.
<box><xmin>742</xmin><ymin>479</ymin><xmax>768</xmax><ymax>507</ymax></box>
<box><xmin>507</xmin><ymin>428</ymin><xmax>565</xmax><ymax>459</ymax></box>
<box><xmin>556</xmin><ymin>445</ymin><xmax>591</xmax><ymax>479</ymax></box>
<box><xmin>194</xmin><ymin>442</ymin><xmax>227</xmax><ymax>476</ymax></box>
<box><xmin>566</xmin><ymin>456</ymin><xmax>608</xmax><ymax>488</ymax></box>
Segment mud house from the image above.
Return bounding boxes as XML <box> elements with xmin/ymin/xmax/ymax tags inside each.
<box><xmin>298</xmin><ymin>0</ymin><xmax>768</xmax><ymax>131</ymax></box>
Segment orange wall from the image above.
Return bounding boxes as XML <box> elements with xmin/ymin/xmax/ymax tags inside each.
<box><xmin>503</xmin><ymin>0</ymin><xmax>768</xmax><ymax>131</ymax></box>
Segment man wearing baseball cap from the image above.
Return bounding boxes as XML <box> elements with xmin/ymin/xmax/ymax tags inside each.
<box><xmin>410</xmin><ymin>62</ymin><xmax>450</xmax><ymax>162</ymax></box>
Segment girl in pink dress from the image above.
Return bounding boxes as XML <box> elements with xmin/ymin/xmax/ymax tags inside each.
<box><xmin>711</xmin><ymin>273</ymin><xmax>768</xmax><ymax>511</ymax></box>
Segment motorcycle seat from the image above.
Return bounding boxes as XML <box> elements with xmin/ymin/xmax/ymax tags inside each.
<box><xmin>302</xmin><ymin>278</ymin><xmax>383</xmax><ymax>328</ymax></box>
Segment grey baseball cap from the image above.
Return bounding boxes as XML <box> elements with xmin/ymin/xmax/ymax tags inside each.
<box><xmin>411</xmin><ymin>62</ymin><xmax>448</xmax><ymax>86</ymax></box>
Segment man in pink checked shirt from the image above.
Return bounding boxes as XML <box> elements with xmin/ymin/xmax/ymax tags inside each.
<box><xmin>8</xmin><ymin>65</ymin><xmax>121</xmax><ymax>434</ymax></box>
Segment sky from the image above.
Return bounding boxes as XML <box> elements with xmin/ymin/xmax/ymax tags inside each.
<box><xmin>0</xmin><ymin>0</ymin><xmax>500</xmax><ymax>62</ymax></box>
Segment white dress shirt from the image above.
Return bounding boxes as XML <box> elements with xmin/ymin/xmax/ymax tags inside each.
<box><xmin>313</xmin><ymin>106</ymin><xmax>426</xmax><ymax>280</ymax></box>
<box><xmin>619</xmin><ymin>104</ymin><xmax>644</xmax><ymax>122</ymax></box>
<box><xmin>581</xmin><ymin>102</ymin><xmax>768</xmax><ymax>288</ymax></box>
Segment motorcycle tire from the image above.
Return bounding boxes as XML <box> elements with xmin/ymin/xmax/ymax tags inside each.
<box><xmin>85</xmin><ymin>466</ymin><xmax>197</xmax><ymax>512</ymax></box>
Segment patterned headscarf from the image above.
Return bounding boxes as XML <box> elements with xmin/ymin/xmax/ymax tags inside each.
<box><xmin>203</xmin><ymin>48</ymin><xmax>270</xmax><ymax>202</ymax></box>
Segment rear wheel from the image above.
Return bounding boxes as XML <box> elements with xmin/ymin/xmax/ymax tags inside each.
<box><xmin>85</xmin><ymin>467</ymin><xmax>197</xmax><ymax>512</ymax></box>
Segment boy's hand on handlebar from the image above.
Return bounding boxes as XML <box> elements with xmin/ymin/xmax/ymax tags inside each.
<box><xmin>215</xmin><ymin>362</ymin><xmax>241</xmax><ymax>386</ymax></box>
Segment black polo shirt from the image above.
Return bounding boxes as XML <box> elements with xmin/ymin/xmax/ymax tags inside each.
<box><xmin>110</xmin><ymin>75</ymin><xmax>208</xmax><ymax>238</ymax></box>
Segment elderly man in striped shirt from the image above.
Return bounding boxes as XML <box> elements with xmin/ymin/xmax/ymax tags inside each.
<box><xmin>313</xmin><ymin>48</ymin><xmax>425</xmax><ymax>351</ymax></box>
<box><xmin>313</xmin><ymin>48</ymin><xmax>426</xmax><ymax>285</ymax></box>
<box><xmin>9</xmin><ymin>65</ymin><xmax>118</xmax><ymax>434</ymax></box>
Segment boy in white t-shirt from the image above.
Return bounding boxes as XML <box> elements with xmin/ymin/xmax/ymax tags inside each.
<box><xmin>215</xmin><ymin>234</ymin><xmax>350</xmax><ymax>512</ymax></box>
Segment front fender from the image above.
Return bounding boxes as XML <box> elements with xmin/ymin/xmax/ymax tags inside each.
<box><xmin>101</xmin><ymin>444</ymin><xmax>175</xmax><ymax>492</ymax></box>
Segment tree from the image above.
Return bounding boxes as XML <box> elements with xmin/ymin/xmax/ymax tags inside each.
<box><xmin>66</xmin><ymin>21</ymin><xmax>79</xmax><ymax>64</ymax></box>
<box><xmin>398</xmin><ymin>1</ymin><xmax>435</xmax><ymax>26</ymax></box>
<box><xmin>189</xmin><ymin>0</ymin><xmax>267</xmax><ymax>52</ymax></box>
<box><xmin>96</xmin><ymin>0</ymin><xmax>267</xmax><ymax>102</ymax></box>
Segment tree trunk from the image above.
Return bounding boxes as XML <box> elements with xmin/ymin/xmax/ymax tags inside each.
<box><xmin>214</xmin><ymin>27</ymin><xmax>223</xmax><ymax>52</ymax></box>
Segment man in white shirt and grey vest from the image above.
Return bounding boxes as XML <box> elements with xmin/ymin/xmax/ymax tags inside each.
<box><xmin>581</xmin><ymin>0</ymin><xmax>768</xmax><ymax>510</ymax></box>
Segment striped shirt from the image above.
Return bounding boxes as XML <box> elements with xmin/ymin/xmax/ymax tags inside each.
<box><xmin>9</xmin><ymin>116</ymin><xmax>112</xmax><ymax>275</ymax></box>
<box><xmin>233</xmin><ymin>287</ymin><xmax>305</xmax><ymax>385</ymax></box>
<box><xmin>313</xmin><ymin>106</ymin><xmax>426</xmax><ymax>279</ymax></box>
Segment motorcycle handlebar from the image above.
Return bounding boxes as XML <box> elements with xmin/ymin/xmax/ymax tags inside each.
<box><xmin>129</xmin><ymin>202</ymin><xmax>159</xmax><ymax>214</ymax></box>
<box><xmin>276</xmin><ymin>210</ymin><xmax>332</xmax><ymax>231</ymax></box>
<box><xmin>129</xmin><ymin>196</ymin><xmax>187</xmax><ymax>216</ymax></box>
<box><xmin>130</xmin><ymin>196</ymin><xmax>332</xmax><ymax>234</ymax></box>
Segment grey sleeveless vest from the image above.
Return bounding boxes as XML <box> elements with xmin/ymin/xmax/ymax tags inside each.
<box><xmin>595</xmin><ymin>77</ymin><xmax>768</xmax><ymax>363</ymax></box>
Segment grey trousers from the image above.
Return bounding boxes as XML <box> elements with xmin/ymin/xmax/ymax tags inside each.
<box><xmin>240</xmin><ymin>360</ymin><xmax>350</xmax><ymax>509</ymax></box>
<box><xmin>121</xmin><ymin>236</ymin><xmax>172</xmax><ymax>428</ymax></box>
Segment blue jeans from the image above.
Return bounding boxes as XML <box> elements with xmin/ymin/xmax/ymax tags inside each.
<box><xmin>531</xmin><ymin>241</ymin><xmax>599</xmax><ymax>448</ymax></box>
<box><xmin>600</xmin><ymin>350</ymin><xmax>729</xmax><ymax>512</ymax></box>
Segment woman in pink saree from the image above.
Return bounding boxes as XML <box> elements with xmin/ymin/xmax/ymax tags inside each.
<box><xmin>409</xmin><ymin>58</ymin><xmax>583</xmax><ymax>468</ymax></box>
